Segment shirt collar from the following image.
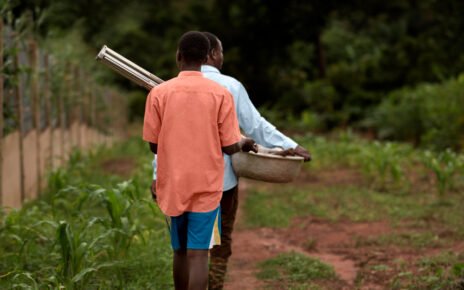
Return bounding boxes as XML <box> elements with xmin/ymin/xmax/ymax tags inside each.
<box><xmin>201</xmin><ymin>65</ymin><xmax>220</xmax><ymax>74</ymax></box>
<box><xmin>178</xmin><ymin>71</ymin><xmax>203</xmax><ymax>77</ymax></box>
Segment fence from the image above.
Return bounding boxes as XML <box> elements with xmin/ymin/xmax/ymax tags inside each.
<box><xmin>0</xmin><ymin>20</ymin><xmax>127</xmax><ymax>208</ymax></box>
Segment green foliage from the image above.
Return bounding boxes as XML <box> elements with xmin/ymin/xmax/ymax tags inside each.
<box><xmin>390</xmin><ymin>252</ymin><xmax>464</xmax><ymax>290</ymax></box>
<box><xmin>56</xmin><ymin>220</ymin><xmax>119</xmax><ymax>289</ymax></box>
<box><xmin>358</xmin><ymin>141</ymin><xmax>410</xmax><ymax>190</ymax></box>
<box><xmin>6</xmin><ymin>0</ymin><xmax>464</xmax><ymax>133</ymax></box>
<box><xmin>295</xmin><ymin>132</ymin><xmax>464</xmax><ymax>195</ymax></box>
<box><xmin>421</xmin><ymin>149</ymin><xmax>464</xmax><ymax>196</ymax></box>
<box><xmin>244</xmin><ymin>188</ymin><xmax>312</xmax><ymax>228</ymax></box>
<box><xmin>244</xmin><ymin>182</ymin><xmax>464</xmax><ymax>237</ymax></box>
<box><xmin>356</xmin><ymin>232</ymin><xmax>444</xmax><ymax>249</ymax></box>
<box><xmin>371</xmin><ymin>78</ymin><xmax>464</xmax><ymax>151</ymax></box>
<box><xmin>257</xmin><ymin>252</ymin><xmax>336</xmax><ymax>289</ymax></box>
<box><xmin>295</xmin><ymin>132</ymin><xmax>416</xmax><ymax>191</ymax></box>
<box><xmin>0</xmin><ymin>138</ymin><xmax>172</xmax><ymax>289</ymax></box>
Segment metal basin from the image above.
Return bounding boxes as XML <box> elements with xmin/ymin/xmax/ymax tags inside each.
<box><xmin>231</xmin><ymin>150</ymin><xmax>304</xmax><ymax>183</ymax></box>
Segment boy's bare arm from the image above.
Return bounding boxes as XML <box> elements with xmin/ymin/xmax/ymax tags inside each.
<box><xmin>149</xmin><ymin>142</ymin><xmax>158</xmax><ymax>154</ymax></box>
<box><xmin>222</xmin><ymin>137</ymin><xmax>257</xmax><ymax>155</ymax></box>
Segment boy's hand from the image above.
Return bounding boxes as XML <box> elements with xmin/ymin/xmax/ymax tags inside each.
<box><xmin>151</xmin><ymin>180</ymin><xmax>157</xmax><ymax>202</ymax></box>
<box><xmin>273</xmin><ymin>148</ymin><xmax>296</xmax><ymax>157</ymax></box>
<box><xmin>240</xmin><ymin>138</ymin><xmax>258</xmax><ymax>153</ymax></box>
<box><xmin>294</xmin><ymin>145</ymin><xmax>311</xmax><ymax>162</ymax></box>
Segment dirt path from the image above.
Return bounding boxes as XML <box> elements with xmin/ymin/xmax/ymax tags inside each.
<box><xmin>224</xmin><ymin>179</ymin><xmax>390</xmax><ymax>290</ymax></box>
<box><xmin>223</xmin><ymin>180</ymin><xmax>362</xmax><ymax>289</ymax></box>
<box><xmin>222</xmin><ymin>169</ymin><xmax>464</xmax><ymax>290</ymax></box>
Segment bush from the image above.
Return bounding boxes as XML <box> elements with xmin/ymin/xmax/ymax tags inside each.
<box><xmin>370</xmin><ymin>76</ymin><xmax>464</xmax><ymax>151</ymax></box>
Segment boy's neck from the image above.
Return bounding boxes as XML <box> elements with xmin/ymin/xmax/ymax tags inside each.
<box><xmin>179</xmin><ymin>63</ymin><xmax>202</xmax><ymax>72</ymax></box>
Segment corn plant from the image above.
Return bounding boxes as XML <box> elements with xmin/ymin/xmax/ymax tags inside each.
<box><xmin>421</xmin><ymin>149</ymin><xmax>464</xmax><ymax>196</ymax></box>
<box><xmin>359</xmin><ymin>142</ymin><xmax>409</xmax><ymax>190</ymax></box>
<box><xmin>56</xmin><ymin>219</ymin><xmax>116</xmax><ymax>289</ymax></box>
<box><xmin>95</xmin><ymin>181</ymin><xmax>142</xmax><ymax>260</ymax></box>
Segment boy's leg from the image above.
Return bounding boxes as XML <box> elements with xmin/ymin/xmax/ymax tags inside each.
<box><xmin>209</xmin><ymin>186</ymin><xmax>239</xmax><ymax>290</ymax></box>
<box><xmin>187</xmin><ymin>249</ymin><xmax>209</xmax><ymax>290</ymax></box>
<box><xmin>170</xmin><ymin>214</ymin><xmax>189</xmax><ymax>290</ymax></box>
<box><xmin>173</xmin><ymin>249</ymin><xmax>188</xmax><ymax>290</ymax></box>
<box><xmin>187</xmin><ymin>207</ymin><xmax>221</xmax><ymax>290</ymax></box>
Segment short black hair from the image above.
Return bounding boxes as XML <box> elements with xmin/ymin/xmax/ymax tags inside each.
<box><xmin>202</xmin><ymin>31</ymin><xmax>220</xmax><ymax>54</ymax></box>
<box><xmin>178</xmin><ymin>31</ymin><xmax>210</xmax><ymax>64</ymax></box>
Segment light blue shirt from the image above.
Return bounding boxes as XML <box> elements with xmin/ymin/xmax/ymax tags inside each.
<box><xmin>152</xmin><ymin>65</ymin><xmax>298</xmax><ymax>191</ymax></box>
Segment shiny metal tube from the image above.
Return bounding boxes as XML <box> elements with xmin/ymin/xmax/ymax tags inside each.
<box><xmin>96</xmin><ymin>45</ymin><xmax>164</xmax><ymax>90</ymax></box>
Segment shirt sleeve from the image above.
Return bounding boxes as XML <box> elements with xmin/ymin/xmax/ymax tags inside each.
<box><xmin>236</xmin><ymin>83</ymin><xmax>298</xmax><ymax>149</ymax></box>
<box><xmin>218</xmin><ymin>91</ymin><xmax>241</xmax><ymax>147</ymax></box>
<box><xmin>143</xmin><ymin>90</ymin><xmax>162</xmax><ymax>144</ymax></box>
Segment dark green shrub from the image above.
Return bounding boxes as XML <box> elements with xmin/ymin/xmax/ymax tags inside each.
<box><xmin>371</xmin><ymin>77</ymin><xmax>464</xmax><ymax>151</ymax></box>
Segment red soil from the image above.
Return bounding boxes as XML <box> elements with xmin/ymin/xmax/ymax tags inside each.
<box><xmin>223</xmin><ymin>169</ymin><xmax>463</xmax><ymax>290</ymax></box>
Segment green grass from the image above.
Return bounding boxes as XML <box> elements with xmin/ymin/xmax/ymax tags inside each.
<box><xmin>257</xmin><ymin>252</ymin><xmax>337</xmax><ymax>290</ymax></box>
<box><xmin>355</xmin><ymin>232</ymin><xmax>445</xmax><ymax>249</ymax></box>
<box><xmin>243</xmin><ymin>184</ymin><xmax>464</xmax><ymax>239</ymax></box>
<box><xmin>244</xmin><ymin>132</ymin><xmax>464</xmax><ymax>289</ymax></box>
<box><xmin>0</xmin><ymin>137</ymin><xmax>173</xmax><ymax>289</ymax></box>
<box><xmin>2</xmin><ymin>131</ymin><xmax>464</xmax><ymax>289</ymax></box>
<box><xmin>294</xmin><ymin>133</ymin><xmax>464</xmax><ymax>194</ymax></box>
<box><xmin>389</xmin><ymin>251</ymin><xmax>464</xmax><ymax>290</ymax></box>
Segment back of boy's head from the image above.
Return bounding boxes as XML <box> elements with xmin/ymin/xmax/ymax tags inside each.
<box><xmin>178</xmin><ymin>31</ymin><xmax>210</xmax><ymax>65</ymax></box>
<box><xmin>202</xmin><ymin>32</ymin><xmax>220</xmax><ymax>54</ymax></box>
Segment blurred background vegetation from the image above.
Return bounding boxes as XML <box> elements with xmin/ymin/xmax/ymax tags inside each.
<box><xmin>6</xmin><ymin>0</ymin><xmax>464</xmax><ymax>150</ymax></box>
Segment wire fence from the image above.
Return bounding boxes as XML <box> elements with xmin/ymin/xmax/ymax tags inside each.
<box><xmin>0</xmin><ymin>20</ymin><xmax>128</xmax><ymax>208</ymax></box>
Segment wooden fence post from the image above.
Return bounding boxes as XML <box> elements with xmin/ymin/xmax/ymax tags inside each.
<box><xmin>90</xmin><ymin>84</ymin><xmax>96</xmax><ymax>146</ymax></box>
<box><xmin>83</xmin><ymin>74</ymin><xmax>90</xmax><ymax>149</ymax></box>
<box><xmin>0</xmin><ymin>18</ymin><xmax>4</xmax><ymax>205</ymax></box>
<box><xmin>74</xmin><ymin>66</ymin><xmax>82</xmax><ymax>149</ymax></box>
<box><xmin>14</xmin><ymin>34</ymin><xmax>26</xmax><ymax>203</ymax></box>
<box><xmin>66</xmin><ymin>62</ymin><xmax>74</xmax><ymax>150</ymax></box>
<box><xmin>29</xmin><ymin>38</ymin><xmax>41</xmax><ymax>194</ymax></box>
<box><xmin>44</xmin><ymin>54</ymin><xmax>53</xmax><ymax>170</ymax></box>
<box><xmin>58</xmin><ymin>70</ymin><xmax>65</xmax><ymax>166</ymax></box>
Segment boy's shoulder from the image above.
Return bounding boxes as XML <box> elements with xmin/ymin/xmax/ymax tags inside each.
<box><xmin>205</xmin><ymin>72</ymin><xmax>243</xmax><ymax>94</ymax></box>
<box><xmin>148</xmin><ymin>77</ymin><xmax>180</xmax><ymax>98</ymax></box>
<box><xmin>151</xmin><ymin>77</ymin><xmax>176</xmax><ymax>91</ymax></box>
<box><xmin>218</xmin><ymin>73</ymin><xmax>241</xmax><ymax>87</ymax></box>
<box><xmin>200</xmin><ymin>76</ymin><xmax>232</xmax><ymax>96</ymax></box>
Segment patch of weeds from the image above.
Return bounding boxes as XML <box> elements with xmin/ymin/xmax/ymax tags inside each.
<box><xmin>390</xmin><ymin>251</ymin><xmax>464</xmax><ymax>290</ymax></box>
<box><xmin>0</xmin><ymin>138</ymin><xmax>172</xmax><ymax>289</ymax></box>
<box><xmin>244</xmin><ymin>188</ymin><xmax>322</xmax><ymax>228</ymax></box>
<box><xmin>257</xmin><ymin>252</ymin><xmax>336</xmax><ymax>290</ymax></box>
<box><xmin>243</xmin><ymin>186</ymin><xmax>392</xmax><ymax>228</ymax></box>
<box><xmin>357</xmin><ymin>232</ymin><xmax>444</xmax><ymax>249</ymax></box>
<box><xmin>304</xmin><ymin>238</ymin><xmax>318</xmax><ymax>251</ymax></box>
<box><xmin>244</xmin><ymin>183</ymin><xmax>464</xmax><ymax>240</ymax></box>
<box><xmin>370</xmin><ymin>264</ymin><xmax>391</xmax><ymax>272</ymax></box>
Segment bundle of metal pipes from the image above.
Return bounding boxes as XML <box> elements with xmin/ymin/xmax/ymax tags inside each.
<box><xmin>96</xmin><ymin>45</ymin><xmax>164</xmax><ymax>90</ymax></box>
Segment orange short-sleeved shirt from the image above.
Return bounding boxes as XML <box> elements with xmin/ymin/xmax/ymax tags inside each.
<box><xmin>143</xmin><ymin>71</ymin><xmax>241</xmax><ymax>216</ymax></box>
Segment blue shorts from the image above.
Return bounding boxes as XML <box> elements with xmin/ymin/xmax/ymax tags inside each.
<box><xmin>168</xmin><ymin>207</ymin><xmax>221</xmax><ymax>250</ymax></box>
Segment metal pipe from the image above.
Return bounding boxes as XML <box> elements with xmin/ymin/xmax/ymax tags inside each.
<box><xmin>103</xmin><ymin>46</ymin><xmax>164</xmax><ymax>84</ymax></box>
<box><xmin>96</xmin><ymin>45</ymin><xmax>164</xmax><ymax>90</ymax></box>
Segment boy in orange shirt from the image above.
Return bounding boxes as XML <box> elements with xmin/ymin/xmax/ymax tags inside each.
<box><xmin>143</xmin><ymin>31</ymin><xmax>256</xmax><ymax>290</ymax></box>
